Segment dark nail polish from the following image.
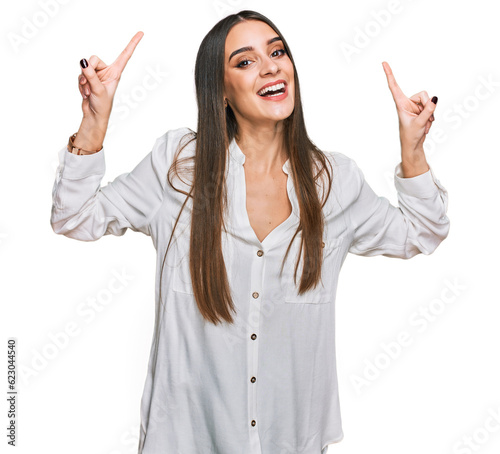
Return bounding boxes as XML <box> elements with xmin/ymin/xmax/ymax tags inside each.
<box><xmin>431</xmin><ymin>96</ymin><xmax>438</xmax><ymax>104</ymax></box>
<box><xmin>80</xmin><ymin>58</ymin><xmax>88</xmax><ymax>69</ymax></box>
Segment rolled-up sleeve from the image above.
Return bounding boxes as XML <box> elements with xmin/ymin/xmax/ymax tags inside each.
<box><xmin>50</xmin><ymin>129</ymin><xmax>184</xmax><ymax>241</ymax></box>
<box><xmin>345</xmin><ymin>157</ymin><xmax>450</xmax><ymax>258</ymax></box>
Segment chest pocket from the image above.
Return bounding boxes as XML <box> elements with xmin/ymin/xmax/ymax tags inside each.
<box><xmin>171</xmin><ymin>220</ymin><xmax>235</xmax><ymax>295</ymax></box>
<box><xmin>283</xmin><ymin>235</ymin><xmax>346</xmax><ymax>304</ymax></box>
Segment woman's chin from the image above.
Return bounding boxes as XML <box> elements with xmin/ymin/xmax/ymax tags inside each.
<box><xmin>234</xmin><ymin>102</ymin><xmax>295</xmax><ymax>125</ymax></box>
<box><xmin>258</xmin><ymin>105</ymin><xmax>295</xmax><ymax>122</ymax></box>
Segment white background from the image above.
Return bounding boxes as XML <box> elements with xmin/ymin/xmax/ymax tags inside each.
<box><xmin>1</xmin><ymin>0</ymin><xmax>499</xmax><ymax>453</ymax></box>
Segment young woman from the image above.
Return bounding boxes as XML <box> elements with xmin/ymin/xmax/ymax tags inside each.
<box><xmin>51</xmin><ymin>10</ymin><xmax>450</xmax><ymax>454</ymax></box>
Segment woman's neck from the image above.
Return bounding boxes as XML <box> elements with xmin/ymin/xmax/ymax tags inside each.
<box><xmin>235</xmin><ymin>123</ymin><xmax>288</xmax><ymax>174</ymax></box>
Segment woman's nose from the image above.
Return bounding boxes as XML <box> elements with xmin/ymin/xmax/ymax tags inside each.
<box><xmin>262</xmin><ymin>57</ymin><xmax>280</xmax><ymax>75</ymax></box>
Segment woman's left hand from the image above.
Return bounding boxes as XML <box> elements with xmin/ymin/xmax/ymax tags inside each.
<box><xmin>382</xmin><ymin>61</ymin><xmax>438</xmax><ymax>155</ymax></box>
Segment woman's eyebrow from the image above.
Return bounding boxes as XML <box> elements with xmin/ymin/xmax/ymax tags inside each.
<box><xmin>228</xmin><ymin>36</ymin><xmax>282</xmax><ymax>63</ymax></box>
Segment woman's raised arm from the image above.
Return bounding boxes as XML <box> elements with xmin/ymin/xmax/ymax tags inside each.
<box><xmin>50</xmin><ymin>128</ymin><xmax>189</xmax><ymax>241</ymax></box>
<box><xmin>74</xmin><ymin>31</ymin><xmax>144</xmax><ymax>152</ymax></box>
<box><xmin>339</xmin><ymin>153</ymin><xmax>450</xmax><ymax>258</ymax></box>
<box><xmin>51</xmin><ymin>31</ymin><xmax>187</xmax><ymax>241</ymax></box>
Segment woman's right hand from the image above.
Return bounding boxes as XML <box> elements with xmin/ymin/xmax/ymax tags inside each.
<box><xmin>78</xmin><ymin>31</ymin><xmax>144</xmax><ymax>125</ymax></box>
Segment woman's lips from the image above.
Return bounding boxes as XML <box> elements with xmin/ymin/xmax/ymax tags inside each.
<box><xmin>257</xmin><ymin>84</ymin><xmax>288</xmax><ymax>102</ymax></box>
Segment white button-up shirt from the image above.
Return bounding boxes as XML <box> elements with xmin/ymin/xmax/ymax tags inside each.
<box><xmin>51</xmin><ymin>127</ymin><xmax>450</xmax><ymax>454</ymax></box>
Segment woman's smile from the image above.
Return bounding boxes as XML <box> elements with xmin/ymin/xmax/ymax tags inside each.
<box><xmin>256</xmin><ymin>79</ymin><xmax>289</xmax><ymax>101</ymax></box>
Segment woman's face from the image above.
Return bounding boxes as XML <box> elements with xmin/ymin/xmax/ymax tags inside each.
<box><xmin>224</xmin><ymin>20</ymin><xmax>295</xmax><ymax>129</ymax></box>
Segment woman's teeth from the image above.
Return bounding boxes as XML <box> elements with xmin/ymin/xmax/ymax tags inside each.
<box><xmin>258</xmin><ymin>82</ymin><xmax>285</xmax><ymax>96</ymax></box>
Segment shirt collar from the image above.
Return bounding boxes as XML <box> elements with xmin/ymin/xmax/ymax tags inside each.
<box><xmin>229</xmin><ymin>136</ymin><xmax>290</xmax><ymax>175</ymax></box>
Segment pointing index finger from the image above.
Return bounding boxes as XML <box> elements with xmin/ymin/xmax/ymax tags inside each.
<box><xmin>382</xmin><ymin>61</ymin><xmax>405</xmax><ymax>103</ymax></box>
<box><xmin>113</xmin><ymin>31</ymin><xmax>144</xmax><ymax>74</ymax></box>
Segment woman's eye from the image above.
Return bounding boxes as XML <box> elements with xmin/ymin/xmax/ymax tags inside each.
<box><xmin>235</xmin><ymin>49</ymin><xmax>286</xmax><ymax>68</ymax></box>
<box><xmin>236</xmin><ymin>59</ymin><xmax>250</xmax><ymax>68</ymax></box>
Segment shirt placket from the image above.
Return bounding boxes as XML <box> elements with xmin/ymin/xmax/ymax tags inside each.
<box><xmin>247</xmin><ymin>245</ymin><xmax>265</xmax><ymax>452</ymax></box>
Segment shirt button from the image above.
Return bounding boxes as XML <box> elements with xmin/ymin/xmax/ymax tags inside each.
<box><xmin>322</xmin><ymin>241</ymin><xmax>325</xmax><ymax>248</ymax></box>
<box><xmin>257</xmin><ymin>250</ymin><xmax>264</xmax><ymax>257</ymax></box>
<box><xmin>251</xmin><ymin>420</ymin><xmax>256</xmax><ymax>427</ymax></box>
<box><xmin>250</xmin><ymin>376</ymin><xmax>256</xmax><ymax>383</ymax></box>
<box><xmin>252</xmin><ymin>292</ymin><xmax>259</xmax><ymax>299</ymax></box>
<box><xmin>251</xmin><ymin>334</ymin><xmax>257</xmax><ymax>340</ymax></box>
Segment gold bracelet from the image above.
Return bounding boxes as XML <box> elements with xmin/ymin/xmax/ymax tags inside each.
<box><xmin>67</xmin><ymin>133</ymin><xmax>103</xmax><ymax>155</ymax></box>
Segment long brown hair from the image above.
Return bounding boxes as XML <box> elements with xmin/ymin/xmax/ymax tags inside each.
<box><xmin>151</xmin><ymin>10</ymin><xmax>334</xmax><ymax>370</ymax></box>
